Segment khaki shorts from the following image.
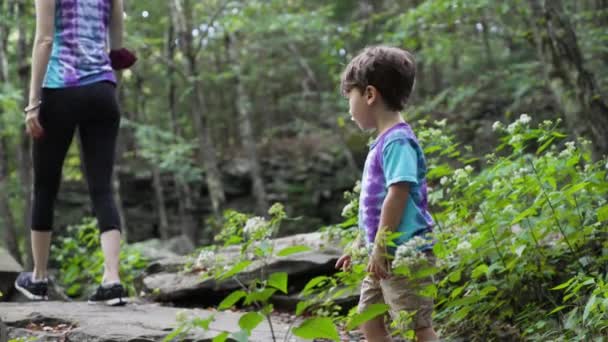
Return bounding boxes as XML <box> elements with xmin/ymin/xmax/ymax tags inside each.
<box><xmin>357</xmin><ymin>252</ymin><xmax>435</xmax><ymax>330</ymax></box>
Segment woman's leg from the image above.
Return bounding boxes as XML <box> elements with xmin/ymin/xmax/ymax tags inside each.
<box><xmin>30</xmin><ymin>88</ymin><xmax>77</xmax><ymax>280</ymax></box>
<box><xmin>78</xmin><ymin>81</ymin><xmax>122</xmax><ymax>284</ymax></box>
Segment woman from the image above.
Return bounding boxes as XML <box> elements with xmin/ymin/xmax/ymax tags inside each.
<box><xmin>15</xmin><ymin>0</ymin><xmax>135</xmax><ymax>306</ymax></box>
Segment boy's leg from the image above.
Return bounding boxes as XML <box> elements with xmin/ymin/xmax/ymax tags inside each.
<box><xmin>381</xmin><ymin>253</ymin><xmax>438</xmax><ymax>341</ymax></box>
<box><xmin>415</xmin><ymin>327</ymin><xmax>439</xmax><ymax>342</ymax></box>
<box><xmin>358</xmin><ymin>276</ymin><xmax>393</xmax><ymax>342</ymax></box>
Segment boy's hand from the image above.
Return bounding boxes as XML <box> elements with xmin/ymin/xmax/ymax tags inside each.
<box><xmin>335</xmin><ymin>254</ymin><xmax>352</xmax><ymax>271</ymax></box>
<box><xmin>367</xmin><ymin>249</ymin><xmax>389</xmax><ymax>279</ymax></box>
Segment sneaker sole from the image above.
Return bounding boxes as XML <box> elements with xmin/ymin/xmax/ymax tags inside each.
<box><xmin>14</xmin><ymin>281</ymin><xmax>48</xmax><ymax>301</ymax></box>
<box><xmin>88</xmin><ymin>297</ymin><xmax>128</xmax><ymax>306</ymax></box>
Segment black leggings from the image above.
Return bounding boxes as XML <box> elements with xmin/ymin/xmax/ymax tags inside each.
<box><xmin>31</xmin><ymin>81</ymin><xmax>121</xmax><ymax>233</ymax></box>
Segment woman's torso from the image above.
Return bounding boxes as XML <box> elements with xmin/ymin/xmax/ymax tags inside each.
<box><xmin>43</xmin><ymin>0</ymin><xmax>115</xmax><ymax>88</ymax></box>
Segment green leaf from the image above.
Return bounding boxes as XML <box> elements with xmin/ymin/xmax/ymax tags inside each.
<box><xmin>511</xmin><ymin>207</ymin><xmax>537</xmax><ymax>224</ymax></box>
<box><xmin>245</xmin><ymin>288</ymin><xmax>277</xmax><ymax>305</ymax></box>
<box><xmin>292</xmin><ymin>317</ymin><xmax>340</xmax><ymax>341</ymax></box>
<box><xmin>472</xmin><ymin>264</ymin><xmax>489</xmax><ymax>279</ymax></box>
<box><xmin>268</xmin><ymin>272</ymin><xmax>288</xmax><ymax>294</ymax></box>
<box><xmin>212</xmin><ymin>332</ymin><xmax>229</xmax><ymax>342</ymax></box>
<box><xmin>219</xmin><ymin>260</ymin><xmax>252</xmax><ymax>281</ymax></box>
<box><xmin>163</xmin><ymin>325</ymin><xmax>187</xmax><ymax>342</ymax></box>
<box><xmin>218</xmin><ymin>290</ymin><xmax>247</xmax><ymax>310</ymax></box>
<box><xmin>346</xmin><ymin>304</ymin><xmax>390</xmax><ymax>330</ymax></box>
<box><xmin>597</xmin><ymin>204</ymin><xmax>608</xmax><ymax>222</ymax></box>
<box><xmin>296</xmin><ymin>301</ymin><xmax>310</xmax><ymax>316</ymax></box>
<box><xmin>564</xmin><ymin>182</ymin><xmax>589</xmax><ymax>196</ymax></box>
<box><xmin>277</xmin><ymin>245</ymin><xmax>312</xmax><ymax>257</ymax></box>
<box><xmin>238</xmin><ymin>312</ymin><xmax>265</xmax><ymax>332</ymax></box>
<box><xmin>552</xmin><ymin>277</ymin><xmax>576</xmax><ymax>290</ymax></box>
<box><xmin>583</xmin><ymin>296</ymin><xmax>596</xmax><ymax>322</ymax></box>
<box><xmin>301</xmin><ymin>276</ymin><xmax>329</xmax><ymax>295</ymax></box>
<box><xmin>536</xmin><ymin>136</ymin><xmax>555</xmax><ymax>154</ymax></box>
<box><xmin>231</xmin><ymin>329</ymin><xmax>250</xmax><ymax>342</ymax></box>
<box><xmin>192</xmin><ymin>316</ymin><xmax>214</xmax><ymax>330</ymax></box>
<box><xmin>452</xmin><ymin>306</ymin><xmax>472</xmax><ymax>321</ymax></box>
<box><xmin>548</xmin><ymin>305</ymin><xmax>568</xmax><ymax>315</ymax></box>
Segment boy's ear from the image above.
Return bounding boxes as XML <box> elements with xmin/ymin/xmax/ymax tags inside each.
<box><xmin>365</xmin><ymin>85</ymin><xmax>379</xmax><ymax>106</ymax></box>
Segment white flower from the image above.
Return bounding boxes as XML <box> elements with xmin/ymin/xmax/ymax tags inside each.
<box><xmin>392</xmin><ymin>236</ymin><xmax>430</xmax><ymax>269</ymax></box>
<box><xmin>565</xmin><ymin>141</ymin><xmax>575</xmax><ymax>150</ymax></box>
<box><xmin>195</xmin><ymin>250</ymin><xmax>215</xmax><ymax>268</ymax></box>
<box><xmin>473</xmin><ymin>212</ymin><xmax>483</xmax><ymax>224</ymax></box>
<box><xmin>454</xmin><ymin>168</ymin><xmax>467</xmax><ymax>180</ymax></box>
<box><xmin>492</xmin><ymin>179</ymin><xmax>502</xmax><ymax>191</ymax></box>
<box><xmin>435</xmin><ymin>119</ymin><xmax>447</xmax><ymax>127</ymax></box>
<box><xmin>507</xmin><ymin>122</ymin><xmax>518</xmax><ymax>134</ymax></box>
<box><xmin>353</xmin><ymin>181</ymin><xmax>362</xmax><ymax>194</ymax></box>
<box><xmin>176</xmin><ymin>310</ymin><xmax>189</xmax><ymax>323</ymax></box>
<box><xmin>440</xmin><ymin>177</ymin><xmax>448</xmax><ymax>185</ymax></box>
<box><xmin>464</xmin><ymin>165</ymin><xmax>474</xmax><ymax>173</ymax></box>
<box><xmin>492</xmin><ymin>121</ymin><xmax>503</xmax><ymax>131</ymax></box>
<box><xmin>519</xmin><ymin>114</ymin><xmax>531</xmax><ymax>124</ymax></box>
<box><xmin>509</xmin><ymin>134</ymin><xmax>522</xmax><ymax>145</ymax></box>
<box><xmin>605</xmin><ymin>160</ymin><xmax>608</xmax><ymax>170</ymax></box>
<box><xmin>341</xmin><ymin>202</ymin><xmax>356</xmax><ymax>218</ymax></box>
<box><xmin>243</xmin><ymin>216</ymin><xmax>268</xmax><ymax>238</ymax></box>
<box><xmin>457</xmin><ymin>241</ymin><xmax>471</xmax><ymax>251</ymax></box>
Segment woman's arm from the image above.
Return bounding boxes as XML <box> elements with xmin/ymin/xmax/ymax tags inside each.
<box><xmin>109</xmin><ymin>0</ymin><xmax>124</xmax><ymax>50</ymax></box>
<box><xmin>28</xmin><ymin>0</ymin><xmax>55</xmax><ymax>107</ymax></box>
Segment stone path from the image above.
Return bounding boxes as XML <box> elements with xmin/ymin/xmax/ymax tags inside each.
<box><xmin>0</xmin><ymin>301</ymin><xmax>299</xmax><ymax>342</ymax></box>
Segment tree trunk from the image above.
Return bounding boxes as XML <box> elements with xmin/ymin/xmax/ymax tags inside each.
<box><xmin>152</xmin><ymin>168</ymin><xmax>170</xmax><ymax>239</ymax></box>
<box><xmin>0</xmin><ymin>0</ymin><xmax>22</xmax><ymax>264</ymax></box>
<box><xmin>165</xmin><ymin>15</ymin><xmax>198</xmax><ymax>244</ymax></box>
<box><xmin>16</xmin><ymin>0</ymin><xmax>33</xmax><ymax>269</ymax></box>
<box><xmin>0</xmin><ymin>139</ymin><xmax>21</xmax><ymax>264</ymax></box>
<box><xmin>169</xmin><ymin>0</ymin><xmax>225</xmax><ymax>221</ymax></box>
<box><xmin>226</xmin><ymin>33</ymin><xmax>268</xmax><ymax>215</ymax></box>
<box><xmin>528</xmin><ymin>0</ymin><xmax>608</xmax><ymax>159</ymax></box>
<box><xmin>480</xmin><ymin>14</ymin><xmax>495</xmax><ymax>68</ymax></box>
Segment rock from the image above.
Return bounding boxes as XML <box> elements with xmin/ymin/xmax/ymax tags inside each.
<box><xmin>0</xmin><ymin>301</ymin><xmax>297</xmax><ymax>342</ymax></box>
<box><xmin>130</xmin><ymin>239</ymin><xmax>180</xmax><ymax>262</ymax></box>
<box><xmin>166</xmin><ymin>234</ymin><xmax>196</xmax><ymax>255</ymax></box>
<box><xmin>0</xmin><ymin>247</ymin><xmax>23</xmax><ymax>301</ymax></box>
<box><xmin>141</xmin><ymin>232</ymin><xmax>343</xmax><ymax>307</ymax></box>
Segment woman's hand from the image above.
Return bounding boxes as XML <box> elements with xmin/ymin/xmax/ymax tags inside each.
<box><xmin>25</xmin><ymin>108</ymin><xmax>44</xmax><ymax>139</ymax></box>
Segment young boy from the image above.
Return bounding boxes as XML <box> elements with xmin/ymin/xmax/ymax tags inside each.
<box><xmin>335</xmin><ymin>46</ymin><xmax>439</xmax><ymax>342</ymax></box>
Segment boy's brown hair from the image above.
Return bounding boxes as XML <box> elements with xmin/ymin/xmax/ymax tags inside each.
<box><xmin>341</xmin><ymin>46</ymin><xmax>416</xmax><ymax>111</ymax></box>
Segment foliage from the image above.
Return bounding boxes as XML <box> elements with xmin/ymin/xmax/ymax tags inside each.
<box><xmin>50</xmin><ymin>218</ymin><xmax>149</xmax><ymax>298</ymax></box>
<box><xmin>170</xmin><ymin>115</ymin><xmax>607</xmax><ymax>340</ymax></box>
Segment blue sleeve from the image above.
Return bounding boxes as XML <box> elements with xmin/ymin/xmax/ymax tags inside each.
<box><xmin>382</xmin><ymin>138</ymin><xmax>419</xmax><ymax>186</ymax></box>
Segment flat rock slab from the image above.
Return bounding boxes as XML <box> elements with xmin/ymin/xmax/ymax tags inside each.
<box><xmin>0</xmin><ymin>301</ymin><xmax>298</xmax><ymax>342</ymax></box>
<box><xmin>142</xmin><ymin>232</ymin><xmax>343</xmax><ymax>306</ymax></box>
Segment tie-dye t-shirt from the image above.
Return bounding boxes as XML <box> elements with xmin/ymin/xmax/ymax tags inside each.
<box><xmin>43</xmin><ymin>0</ymin><xmax>116</xmax><ymax>88</ymax></box>
<box><xmin>358</xmin><ymin>122</ymin><xmax>433</xmax><ymax>250</ymax></box>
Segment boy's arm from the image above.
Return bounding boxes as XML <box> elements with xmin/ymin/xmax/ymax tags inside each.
<box><xmin>374</xmin><ymin>182</ymin><xmax>410</xmax><ymax>253</ymax></box>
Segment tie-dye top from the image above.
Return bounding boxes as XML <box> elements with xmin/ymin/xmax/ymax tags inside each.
<box><xmin>358</xmin><ymin>122</ymin><xmax>433</xmax><ymax>250</ymax></box>
<box><xmin>43</xmin><ymin>0</ymin><xmax>116</xmax><ymax>88</ymax></box>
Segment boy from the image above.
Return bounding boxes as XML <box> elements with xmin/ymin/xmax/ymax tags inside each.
<box><xmin>335</xmin><ymin>46</ymin><xmax>439</xmax><ymax>342</ymax></box>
